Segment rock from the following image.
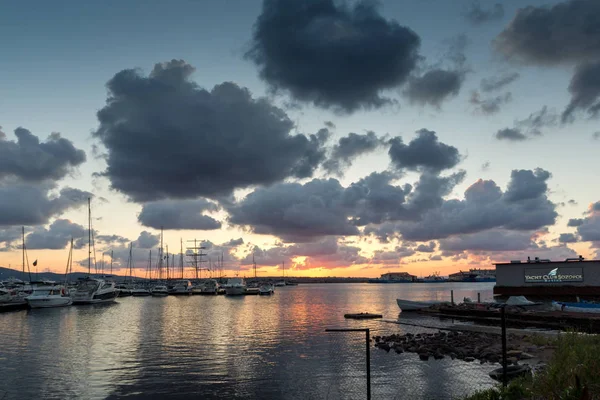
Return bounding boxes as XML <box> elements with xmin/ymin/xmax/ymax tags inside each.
<box><xmin>464</xmin><ymin>357</ymin><xmax>475</xmax><ymax>362</ymax></box>
<box><xmin>507</xmin><ymin>357</ymin><xmax>518</xmax><ymax>365</ymax></box>
<box><xmin>526</xmin><ymin>346</ymin><xmax>538</xmax><ymax>353</ymax></box>
<box><xmin>377</xmin><ymin>343</ymin><xmax>391</xmax><ymax>352</ymax></box>
<box><xmin>419</xmin><ymin>353</ymin><xmax>430</xmax><ymax>361</ymax></box>
<box><xmin>519</xmin><ymin>352</ymin><xmax>534</xmax><ymax>360</ymax></box>
<box><xmin>507</xmin><ymin>350</ymin><xmax>522</xmax><ymax>358</ymax></box>
<box><xmin>433</xmin><ymin>352</ymin><xmax>444</xmax><ymax>360</ymax></box>
<box><xmin>395</xmin><ymin>347</ymin><xmax>404</xmax><ymax>354</ymax></box>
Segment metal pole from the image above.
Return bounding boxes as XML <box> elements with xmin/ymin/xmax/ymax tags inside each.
<box><xmin>366</xmin><ymin>328</ymin><xmax>371</xmax><ymax>400</ymax></box>
<box><xmin>477</xmin><ymin>292</ymin><xmax>481</xmax><ymax>303</ymax></box>
<box><xmin>451</xmin><ymin>290</ymin><xmax>454</xmax><ymax>305</ymax></box>
<box><xmin>501</xmin><ymin>306</ymin><xmax>508</xmax><ymax>387</ymax></box>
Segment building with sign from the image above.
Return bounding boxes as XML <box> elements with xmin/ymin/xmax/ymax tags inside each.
<box><xmin>493</xmin><ymin>256</ymin><xmax>600</xmax><ymax>299</ymax></box>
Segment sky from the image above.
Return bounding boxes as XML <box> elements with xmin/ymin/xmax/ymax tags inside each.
<box><xmin>1</xmin><ymin>0</ymin><xmax>600</xmax><ymax>279</ymax></box>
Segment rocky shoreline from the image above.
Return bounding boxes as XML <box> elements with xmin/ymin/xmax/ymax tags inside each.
<box><xmin>374</xmin><ymin>331</ymin><xmax>545</xmax><ymax>364</ymax></box>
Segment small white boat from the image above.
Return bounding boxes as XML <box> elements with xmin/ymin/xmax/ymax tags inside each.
<box><xmin>131</xmin><ymin>286</ymin><xmax>151</xmax><ymax>297</ymax></box>
<box><xmin>396</xmin><ymin>298</ymin><xmax>446</xmax><ymax>311</ymax></box>
<box><xmin>225</xmin><ymin>278</ymin><xmax>246</xmax><ymax>296</ymax></box>
<box><xmin>170</xmin><ymin>280</ymin><xmax>192</xmax><ymax>295</ymax></box>
<box><xmin>26</xmin><ymin>285</ymin><xmax>72</xmax><ymax>308</ymax></box>
<box><xmin>552</xmin><ymin>301</ymin><xmax>600</xmax><ymax>313</ymax></box>
<box><xmin>150</xmin><ymin>285</ymin><xmax>169</xmax><ymax>297</ymax></box>
<box><xmin>274</xmin><ymin>280</ymin><xmax>286</xmax><ymax>287</ymax></box>
<box><xmin>72</xmin><ymin>277</ymin><xmax>119</xmax><ymax>304</ymax></box>
<box><xmin>200</xmin><ymin>279</ymin><xmax>219</xmax><ymax>295</ymax></box>
<box><xmin>259</xmin><ymin>283</ymin><xmax>274</xmax><ymax>295</ymax></box>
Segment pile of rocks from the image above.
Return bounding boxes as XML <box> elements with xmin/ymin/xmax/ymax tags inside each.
<box><xmin>373</xmin><ymin>331</ymin><xmax>534</xmax><ymax>364</ymax></box>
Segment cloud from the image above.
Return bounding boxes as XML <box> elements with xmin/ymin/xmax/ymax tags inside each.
<box><xmin>439</xmin><ymin>230</ymin><xmax>535</xmax><ymax>252</ymax></box>
<box><xmin>367</xmin><ymin>168</ymin><xmax>557</xmax><ymax>242</ymax></box>
<box><xmin>26</xmin><ymin>219</ymin><xmax>86</xmax><ymax>250</ymax></box>
<box><xmin>246</xmin><ymin>0</ymin><xmax>421</xmax><ymax>112</ymax></box>
<box><xmin>470</xmin><ymin>91</ymin><xmax>512</xmax><ymax>115</ymax></box>
<box><xmin>134</xmin><ymin>231</ymin><xmax>160</xmax><ymax>249</ymax></box>
<box><xmin>96</xmin><ymin>234</ymin><xmax>129</xmax><ymax>245</ymax></box>
<box><xmin>562</xmin><ymin>61</ymin><xmax>600</xmax><ymax>123</ymax></box>
<box><xmin>0</xmin><ymin>128</ymin><xmax>86</xmax><ymax>182</ymax></box>
<box><xmin>463</xmin><ymin>1</ymin><xmax>504</xmax><ymax>25</ymax></box>
<box><xmin>388</xmin><ymin>129</ymin><xmax>461</xmax><ymax>173</ymax></box>
<box><xmin>495</xmin><ymin>128</ymin><xmax>527</xmax><ymax>141</ymax></box>
<box><xmin>558</xmin><ymin>233</ymin><xmax>578</xmax><ymax>243</ymax></box>
<box><xmin>93</xmin><ymin>60</ymin><xmax>328</xmax><ymax>202</ymax></box>
<box><xmin>515</xmin><ymin>106</ymin><xmax>558</xmax><ymax>136</ymax></box>
<box><xmin>416</xmin><ymin>241</ymin><xmax>436</xmax><ymax>252</ymax></box>
<box><xmin>495</xmin><ymin>0</ymin><xmax>600</xmax><ymax>65</ymax></box>
<box><xmin>138</xmin><ymin>199</ymin><xmax>222</xmax><ymax>230</ymax></box>
<box><xmin>480</xmin><ymin>72</ymin><xmax>520</xmax><ymax>92</ymax></box>
<box><xmin>0</xmin><ymin>182</ymin><xmax>92</xmax><ymax>226</ymax></box>
<box><xmin>0</xmin><ymin>226</ymin><xmax>24</xmax><ymax>249</ymax></box>
<box><xmin>574</xmin><ymin>202</ymin><xmax>600</xmax><ymax>242</ymax></box>
<box><xmin>481</xmin><ymin>161</ymin><xmax>490</xmax><ymax>171</ymax></box>
<box><xmin>568</xmin><ymin>218</ymin><xmax>584</xmax><ymax>227</ymax></box>
<box><xmin>323</xmin><ymin>131</ymin><xmax>385</xmax><ymax>176</ymax></box>
<box><xmin>405</xmin><ymin>69</ymin><xmax>464</xmax><ymax>107</ymax></box>
<box><xmin>593</xmin><ymin>132</ymin><xmax>600</xmax><ymax>140</ymax></box>
<box><xmin>228</xmin><ymin>168</ymin><xmax>457</xmax><ymax>243</ymax></box>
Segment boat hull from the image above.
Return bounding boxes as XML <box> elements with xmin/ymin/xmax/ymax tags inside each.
<box><xmin>151</xmin><ymin>292</ymin><xmax>169</xmax><ymax>297</ymax></box>
<box><xmin>27</xmin><ymin>296</ymin><xmax>72</xmax><ymax>308</ymax></box>
<box><xmin>396</xmin><ymin>299</ymin><xmax>445</xmax><ymax>311</ymax></box>
<box><xmin>552</xmin><ymin>301</ymin><xmax>600</xmax><ymax>313</ymax></box>
<box><xmin>72</xmin><ymin>290</ymin><xmax>118</xmax><ymax>304</ymax></box>
<box><xmin>225</xmin><ymin>286</ymin><xmax>246</xmax><ymax>296</ymax></box>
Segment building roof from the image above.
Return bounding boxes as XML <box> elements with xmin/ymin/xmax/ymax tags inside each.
<box><xmin>494</xmin><ymin>259</ymin><xmax>600</xmax><ymax>266</ymax></box>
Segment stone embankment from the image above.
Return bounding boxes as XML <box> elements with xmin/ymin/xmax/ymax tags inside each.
<box><xmin>374</xmin><ymin>331</ymin><xmax>544</xmax><ymax>364</ymax></box>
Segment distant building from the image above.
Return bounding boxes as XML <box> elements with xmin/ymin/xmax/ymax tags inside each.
<box><xmin>494</xmin><ymin>256</ymin><xmax>598</xmax><ymax>298</ymax></box>
<box><xmin>448</xmin><ymin>269</ymin><xmax>496</xmax><ymax>282</ymax></box>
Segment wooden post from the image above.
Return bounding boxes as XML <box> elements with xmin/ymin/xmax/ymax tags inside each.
<box><xmin>477</xmin><ymin>292</ymin><xmax>481</xmax><ymax>303</ymax></box>
<box><xmin>451</xmin><ymin>290</ymin><xmax>454</xmax><ymax>305</ymax></box>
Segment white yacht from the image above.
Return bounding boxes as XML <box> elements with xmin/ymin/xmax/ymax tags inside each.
<box><xmin>72</xmin><ymin>277</ymin><xmax>119</xmax><ymax>304</ymax></box>
<box><xmin>25</xmin><ymin>285</ymin><xmax>72</xmax><ymax>308</ymax></box>
<box><xmin>225</xmin><ymin>278</ymin><xmax>246</xmax><ymax>296</ymax></box>
<box><xmin>150</xmin><ymin>285</ymin><xmax>169</xmax><ymax>297</ymax></box>
<box><xmin>258</xmin><ymin>282</ymin><xmax>274</xmax><ymax>295</ymax></box>
<box><xmin>169</xmin><ymin>280</ymin><xmax>192</xmax><ymax>295</ymax></box>
<box><xmin>0</xmin><ymin>286</ymin><xmax>11</xmax><ymax>303</ymax></box>
<box><xmin>274</xmin><ymin>280</ymin><xmax>286</xmax><ymax>287</ymax></box>
<box><xmin>200</xmin><ymin>279</ymin><xmax>219</xmax><ymax>295</ymax></box>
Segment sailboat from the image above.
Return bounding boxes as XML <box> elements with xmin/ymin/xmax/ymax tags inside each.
<box><xmin>26</xmin><ymin>238</ymin><xmax>74</xmax><ymax>308</ymax></box>
<box><xmin>72</xmin><ymin>198</ymin><xmax>119</xmax><ymax>305</ymax></box>
<box><xmin>275</xmin><ymin>261</ymin><xmax>286</xmax><ymax>287</ymax></box>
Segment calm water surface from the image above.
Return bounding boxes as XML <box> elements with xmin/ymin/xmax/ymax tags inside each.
<box><xmin>0</xmin><ymin>283</ymin><xmax>496</xmax><ymax>400</ymax></box>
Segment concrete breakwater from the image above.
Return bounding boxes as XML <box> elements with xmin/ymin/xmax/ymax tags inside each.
<box><xmin>374</xmin><ymin>331</ymin><xmax>544</xmax><ymax>364</ymax></box>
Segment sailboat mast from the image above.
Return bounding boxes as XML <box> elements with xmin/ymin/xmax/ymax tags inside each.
<box><xmin>22</xmin><ymin>226</ymin><xmax>25</xmax><ymax>280</ymax></box>
<box><xmin>166</xmin><ymin>245</ymin><xmax>169</xmax><ymax>281</ymax></box>
<box><xmin>253</xmin><ymin>253</ymin><xmax>256</xmax><ymax>279</ymax></box>
<box><xmin>282</xmin><ymin>261</ymin><xmax>285</xmax><ymax>279</ymax></box>
<box><xmin>128</xmin><ymin>242</ymin><xmax>133</xmax><ymax>280</ymax></box>
<box><xmin>88</xmin><ymin>197</ymin><xmax>91</xmax><ymax>276</ymax></box>
<box><xmin>110</xmin><ymin>250</ymin><xmax>113</xmax><ymax>274</ymax></box>
<box><xmin>180</xmin><ymin>238</ymin><xmax>184</xmax><ymax>279</ymax></box>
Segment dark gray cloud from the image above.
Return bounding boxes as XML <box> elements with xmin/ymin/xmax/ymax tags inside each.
<box><xmin>227</xmin><ymin>169</ymin><xmax>449</xmax><ymax>242</ymax></box>
<box><xmin>367</xmin><ymin>168</ymin><xmax>557</xmax><ymax>242</ymax></box>
<box><xmin>0</xmin><ymin>128</ymin><xmax>86</xmax><ymax>182</ymax></box>
<box><xmin>96</xmin><ymin>234</ymin><xmax>129</xmax><ymax>245</ymax></box>
<box><xmin>388</xmin><ymin>129</ymin><xmax>461</xmax><ymax>172</ymax></box>
<box><xmin>515</xmin><ymin>106</ymin><xmax>558</xmax><ymax>136</ymax></box>
<box><xmin>416</xmin><ymin>241</ymin><xmax>436</xmax><ymax>252</ymax></box>
<box><xmin>568</xmin><ymin>218</ymin><xmax>584</xmax><ymax>227</ymax></box>
<box><xmin>562</xmin><ymin>61</ymin><xmax>600</xmax><ymax>123</ymax></box>
<box><xmin>323</xmin><ymin>131</ymin><xmax>385</xmax><ymax>175</ymax></box>
<box><xmin>93</xmin><ymin>60</ymin><xmax>328</xmax><ymax>202</ymax></box>
<box><xmin>133</xmin><ymin>231</ymin><xmax>160</xmax><ymax>249</ymax></box>
<box><xmin>495</xmin><ymin>128</ymin><xmax>527</xmax><ymax>141</ymax></box>
<box><xmin>405</xmin><ymin>69</ymin><xmax>464</xmax><ymax>107</ymax></box>
<box><xmin>480</xmin><ymin>72</ymin><xmax>520</xmax><ymax>92</ymax></box>
<box><xmin>558</xmin><ymin>233</ymin><xmax>578</xmax><ymax>243</ymax></box>
<box><xmin>439</xmin><ymin>230</ymin><xmax>534</xmax><ymax>252</ymax></box>
<box><xmin>26</xmin><ymin>219</ymin><xmax>86</xmax><ymax>250</ymax></box>
<box><xmin>138</xmin><ymin>199</ymin><xmax>222</xmax><ymax>230</ymax></box>
<box><xmin>495</xmin><ymin>0</ymin><xmax>600</xmax><ymax>65</ymax></box>
<box><xmin>593</xmin><ymin>132</ymin><xmax>600</xmax><ymax>140</ymax></box>
<box><xmin>227</xmin><ymin>178</ymin><xmax>360</xmax><ymax>242</ymax></box>
<box><xmin>481</xmin><ymin>161</ymin><xmax>490</xmax><ymax>171</ymax></box>
<box><xmin>0</xmin><ymin>226</ymin><xmax>24</xmax><ymax>250</ymax></box>
<box><xmin>470</xmin><ymin>91</ymin><xmax>512</xmax><ymax>115</ymax></box>
<box><xmin>246</xmin><ymin>0</ymin><xmax>421</xmax><ymax>112</ymax></box>
<box><xmin>463</xmin><ymin>1</ymin><xmax>504</xmax><ymax>25</ymax></box>
<box><xmin>0</xmin><ymin>182</ymin><xmax>92</xmax><ymax>226</ymax></box>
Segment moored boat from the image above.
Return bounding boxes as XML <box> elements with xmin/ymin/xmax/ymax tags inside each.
<box><xmin>26</xmin><ymin>285</ymin><xmax>72</xmax><ymax>308</ymax></box>
<box><xmin>199</xmin><ymin>279</ymin><xmax>219</xmax><ymax>295</ymax></box>
<box><xmin>170</xmin><ymin>280</ymin><xmax>192</xmax><ymax>295</ymax></box>
<box><xmin>225</xmin><ymin>278</ymin><xmax>246</xmax><ymax>296</ymax></box>
<box><xmin>150</xmin><ymin>285</ymin><xmax>169</xmax><ymax>297</ymax></box>
<box><xmin>552</xmin><ymin>300</ymin><xmax>600</xmax><ymax>313</ymax></box>
<box><xmin>258</xmin><ymin>282</ymin><xmax>274</xmax><ymax>295</ymax></box>
<box><xmin>72</xmin><ymin>277</ymin><xmax>119</xmax><ymax>304</ymax></box>
<box><xmin>131</xmin><ymin>285</ymin><xmax>151</xmax><ymax>296</ymax></box>
<box><xmin>396</xmin><ymin>298</ymin><xmax>447</xmax><ymax>311</ymax></box>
